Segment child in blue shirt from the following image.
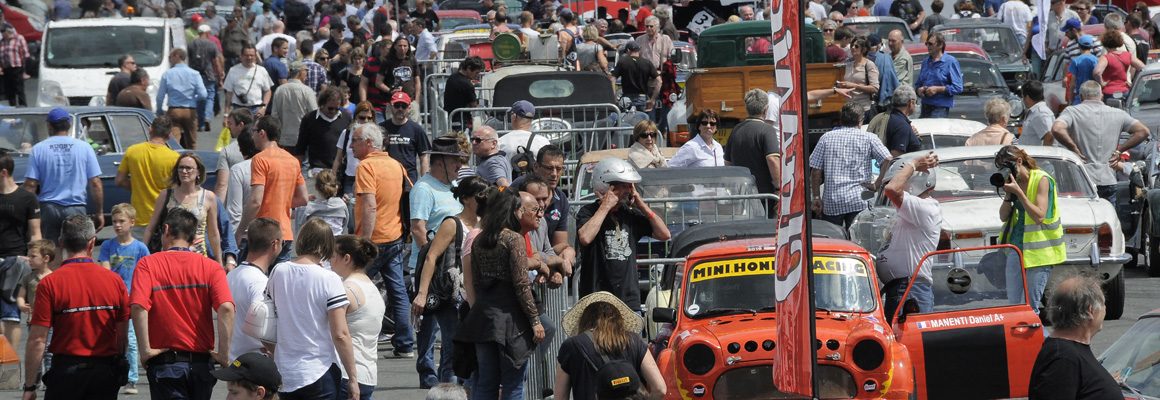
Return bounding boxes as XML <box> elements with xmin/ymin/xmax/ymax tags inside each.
<box><xmin>97</xmin><ymin>203</ymin><xmax>150</xmax><ymax>395</ymax></box>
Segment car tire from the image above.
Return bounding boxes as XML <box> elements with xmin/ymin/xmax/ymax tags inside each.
<box><xmin>1126</xmin><ymin>248</ymin><xmax>1139</xmax><ymax>269</ymax></box>
<box><xmin>1150</xmin><ymin>228</ymin><xmax>1160</xmax><ymax>277</ymax></box>
<box><xmin>1102</xmin><ymin>270</ymin><xmax>1125</xmax><ymax>320</ymax></box>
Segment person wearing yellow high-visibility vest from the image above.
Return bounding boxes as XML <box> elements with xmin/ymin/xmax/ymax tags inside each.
<box><xmin>998</xmin><ymin>145</ymin><xmax>1066</xmax><ymax>316</ymax></box>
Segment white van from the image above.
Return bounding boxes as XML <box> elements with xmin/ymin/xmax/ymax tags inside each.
<box><xmin>37</xmin><ymin>17</ymin><xmax>186</xmax><ymax>108</ymax></box>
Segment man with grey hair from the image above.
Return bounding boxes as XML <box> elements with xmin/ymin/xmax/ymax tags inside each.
<box><xmin>635</xmin><ymin>15</ymin><xmax>672</xmax><ymax>97</ymax></box>
<box><xmin>268</xmin><ymin>60</ymin><xmax>318</xmax><ymax>148</ymax></box>
<box><xmin>23</xmin><ymin>214</ymin><xmax>130</xmax><ymax>399</ymax></box>
<box><xmin>881</xmin><ymin>84</ymin><xmax>921</xmax><ymax>157</ymax></box>
<box><xmin>1028</xmin><ymin>276</ymin><xmax>1119</xmax><ymax>398</ymax></box>
<box><xmin>724</xmin><ymin>88</ymin><xmax>780</xmax><ymax>200</ymax></box>
<box><xmin>426</xmin><ymin>383</ymin><xmax>468</xmax><ymax>400</ymax></box>
<box><xmin>1052</xmin><ymin>80</ymin><xmax>1149</xmax><ymax>207</ymax></box>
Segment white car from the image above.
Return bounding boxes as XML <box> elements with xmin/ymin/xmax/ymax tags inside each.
<box><xmin>849</xmin><ymin>145</ymin><xmax>1131</xmax><ymax>319</ymax></box>
<box><xmin>862</xmin><ymin>118</ymin><xmax>987</xmax><ymax>151</ymax></box>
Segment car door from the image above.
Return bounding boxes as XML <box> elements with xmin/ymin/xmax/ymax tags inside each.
<box><xmin>892</xmin><ymin>245</ymin><xmax>1045</xmax><ymax>400</ymax></box>
<box><xmin>76</xmin><ymin>113</ymin><xmax>128</xmax><ymax>216</ymax></box>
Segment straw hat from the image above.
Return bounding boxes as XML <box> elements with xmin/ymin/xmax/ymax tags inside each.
<box><xmin>562</xmin><ymin>292</ymin><xmax>643</xmax><ymax>337</ymax></box>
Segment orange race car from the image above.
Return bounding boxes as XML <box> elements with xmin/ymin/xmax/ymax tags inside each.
<box><xmin>647</xmin><ymin>220</ymin><xmax>1046</xmax><ymax>399</ymax></box>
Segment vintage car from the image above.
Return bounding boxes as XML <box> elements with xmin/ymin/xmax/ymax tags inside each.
<box><xmin>1100</xmin><ymin>307</ymin><xmax>1160</xmax><ymax>399</ymax></box>
<box><xmin>438</xmin><ymin>0</ymin><xmax>526</xmax><ymax>20</ymax></box>
<box><xmin>850</xmin><ymin>146</ymin><xmax>1131</xmax><ymax>319</ymax></box>
<box><xmin>930</xmin><ymin>19</ymin><xmax>1032</xmax><ymax>90</ymax></box>
<box><xmin>905</xmin><ymin>41</ymin><xmax>992</xmax><ymax>66</ymax></box>
<box><xmin>434</xmin><ymin>9</ymin><xmax>482</xmax><ymax>33</ymax></box>
<box><xmin>0</xmin><ymin>107</ymin><xmax>219</xmax><ymax>218</ymax></box>
<box><xmin>843</xmin><ymin>16</ymin><xmax>917</xmax><ymax>42</ymax></box>
<box><xmin>892</xmin><ymin>246</ymin><xmax>1047</xmax><ymax>400</ymax></box>
<box><xmin>914</xmin><ymin>57</ymin><xmax>1024</xmax><ymax>127</ymax></box>
<box><xmin>914</xmin><ymin>118</ymin><xmax>988</xmax><ymax>150</ymax></box>
<box><xmin>649</xmin><ymin>233</ymin><xmax>915</xmax><ymax>399</ymax></box>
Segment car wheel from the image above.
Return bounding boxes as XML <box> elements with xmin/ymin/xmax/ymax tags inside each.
<box><xmin>1102</xmin><ymin>270</ymin><xmax>1125</xmax><ymax>320</ymax></box>
<box><xmin>1126</xmin><ymin>248</ymin><xmax>1139</xmax><ymax>269</ymax></box>
<box><xmin>1150</xmin><ymin>226</ymin><xmax>1160</xmax><ymax>277</ymax></box>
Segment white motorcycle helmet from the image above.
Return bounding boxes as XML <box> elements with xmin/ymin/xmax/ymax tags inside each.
<box><xmin>591</xmin><ymin>158</ymin><xmax>642</xmax><ymax>194</ymax></box>
<box><xmin>883</xmin><ymin>160</ymin><xmax>937</xmax><ymax>197</ymax></box>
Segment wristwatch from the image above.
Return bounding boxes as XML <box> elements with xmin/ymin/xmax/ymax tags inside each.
<box><xmin>23</xmin><ymin>383</ymin><xmax>37</xmax><ymax>392</ymax></box>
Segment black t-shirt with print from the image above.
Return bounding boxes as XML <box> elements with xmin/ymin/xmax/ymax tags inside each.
<box><xmin>576</xmin><ymin>203</ymin><xmax>654</xmax><ymax>311</ymax></box>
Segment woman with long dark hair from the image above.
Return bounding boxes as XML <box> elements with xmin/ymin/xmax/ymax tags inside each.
<box><xmin>377</xmin><ymin>36</ymin><xmax>422</xmax><ymax>121</ymax></box>
<box><xmin>554</xmin><ymin>292</ymin><xmax>666</xmax><ymax>400</ymax></box>
<box><xmin>455</xmin><ymin>188</ymin><xmax>545</xmax><ymax>399</ymax></box>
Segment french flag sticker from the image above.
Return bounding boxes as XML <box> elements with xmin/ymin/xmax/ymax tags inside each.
<box><xmin>917</xmin><ymin>321</ymin><xmax>929</xmax><ymax>329</ymax></box>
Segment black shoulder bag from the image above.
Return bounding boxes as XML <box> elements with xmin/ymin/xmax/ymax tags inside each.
<box><xmin>147</xmin><ymin>189</ymin><xmax>174</xmax><ymax>253</ymax></box>
<box><xmin>413</xmin><ymin>216</ymin><xmax>463</xmax><ymax>314</ymax></box>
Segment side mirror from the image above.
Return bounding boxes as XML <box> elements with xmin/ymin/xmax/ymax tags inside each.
<box><xmin>670</xmin><ymin>48</ymin><xmax>683</xmax><ymax>64</ymax></box>
<box><xmin>653</xmin><ymin>307</ymin><xmax>677</xmax><ymax>323</ymax></box>
<box><xmin>1106</xmin><ymin>98</ymin><xmax>1124</xmax><ymax>109</ymax></box>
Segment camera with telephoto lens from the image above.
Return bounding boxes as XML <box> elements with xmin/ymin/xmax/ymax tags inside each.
<box><xmin>990</xmin><ymin>160</ymin><xmax>1017</xmax><ymax>187</ymax></box>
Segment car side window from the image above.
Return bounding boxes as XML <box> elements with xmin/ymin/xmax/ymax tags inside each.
<box><xmin>78</xmin><ymin>115</ymin><xmax>116</xmax><ymax>154</ymax></box>
<box><xmin>111</xmin><ymin>114</ymin><xmax>149</xmax><ymax>150</ymax></box>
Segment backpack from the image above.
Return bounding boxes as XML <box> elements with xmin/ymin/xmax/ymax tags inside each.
<box><xmin>510</xmin><ymin>131</ymin><xmax>538</xmax><ymax>179</ymax></box>
<box><xmin>579</xmin><ymin>331</ymin><xmax>641</xmax><ymax>397</ymax></box>
<box><xmin>413</xmin><ymin>216</ymin><xmax>463</xmax><ymax>314</ymax></box>
<box><xmin>188</xmin><ymin>38</ymin><xmax>216</xmax><ymax>80</ymax></box>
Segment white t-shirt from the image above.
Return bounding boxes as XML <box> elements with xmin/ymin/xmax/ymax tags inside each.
<box><xmin>224</xmin><ymin>64</ymin><xmax>274</xmax><ymax>107</ymax></box>
<box><xmin>256</xmin><ymin>33</ymin><xmax>299</xmax><ymax>61</ymax></box>
<box><xmin>808</xmin><ymin>1</ymin><xmax>827</xmax><ymax>20</ymax></box>
<box><xmin>227</xmin><ymin>159</ymin><xmax>253</xmax><ymax>233</ymax></box>
<box><xmin>497</xmin><ymin>129</ymin><xmax>551</xmax><ymax>165</ymax></box>
<box><xmin>340</xmin><ymin>278</ymin><xmax>385</xmax><ymax>385</ymax></box>
<box><xmin>997</xmin><ymin>0</ymin><xmax>1032</xmax><ymax>38</ymax></box>
<box><xmin>267</xmin><ymin>261</ymin><xmax>351</xmax><ymax>392</ymax></box>
<box><xmin>875</xmin><ymin>194</ymin><xmax>942</xmax><ymax>285</ymax></box>
<box><xmin>226</xmin><ymin>262</ymin><xmax>268</xmax><ymax>361</ymax></box>
<box><xmin>335</xmin><ymin>129</ymin><xmax>360</xmax><ymax>176</ymax></box>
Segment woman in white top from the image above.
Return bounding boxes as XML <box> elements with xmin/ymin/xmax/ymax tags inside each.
<box><xmin>331</xmin><ymin>234</ymin><xmax>387</xmax><ymax>400</ymax></box>
<box><xmin>412</xmin><ymin>176</ymin><xmax>488</xmax><ymax>387</ymax></box>
<box><xmin>669</xmin><ymin>109</ymin><xmax>725</xmax><ymax>167</ymax></box>
<box><xmin>266</xmin><ymin>218</ymin><xmax>361</xmax><ymax>399</ymax></box>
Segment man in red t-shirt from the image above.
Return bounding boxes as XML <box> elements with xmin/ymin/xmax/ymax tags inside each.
<box><xmin>24</xmin><ymin>214</ymin><xmax>129</xmax><ymax>399</ymax></box>
<box><xmin>131</xmin><ymin>208</ymin><xmax>234</xmax><ymax>400</ymax></box>
<box><xmin>237</xmin><ymin>115</ymin><xmax>307</xmax><ymax>264</ymax></box>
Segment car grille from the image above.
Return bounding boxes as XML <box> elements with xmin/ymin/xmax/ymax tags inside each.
<box><xmin>712</xmin><ymin>365</ymin><xmax>858</xmax><ymax>399</ymax></box>
<box><xmin>68</xmin><ymin>96</ymin><xmax>92</xmax><ymax>106</ymax></box>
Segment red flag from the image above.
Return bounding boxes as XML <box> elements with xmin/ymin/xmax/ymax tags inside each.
<box><xmin>772</xmin><ymin>0</ymin><xmax>816</xmax><ymax>396</ymax></box>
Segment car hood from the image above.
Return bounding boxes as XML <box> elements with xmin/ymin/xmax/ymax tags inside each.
<box><xmin>694</xmin><ymin>311</ymin><xmax>886</xmax><ymax>352</ymax></box>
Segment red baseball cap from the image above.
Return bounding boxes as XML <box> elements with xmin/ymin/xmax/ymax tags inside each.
<box><xmin>192</xmin><ymin>14</ymin><xmax>204</xmax><ymax>23</ymax></box>
<box><xmin>391</xmin><ymin>92</ymin><xmax>412</xmax><ymax>105</ymax></box>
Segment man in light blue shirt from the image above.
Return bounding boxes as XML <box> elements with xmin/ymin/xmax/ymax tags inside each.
<box><xmin>23</xmin><ymin>108</ymin><xmax>104</xmax><ymax>244</ymax></box>
<box><xmin>156</xmin><ymin>48</ymin><xmax>208</xmax><ymax>150</ymax></box>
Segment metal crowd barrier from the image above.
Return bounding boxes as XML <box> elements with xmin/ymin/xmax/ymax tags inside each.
<box><xmin>421</xmin><ymin>69</ymin><xmax>496</xmax><ymax>136</ymax></box>
<box><xmin>449</xmin><ymin>103</ymin><xmax>634</xmax><ymax>162</ymax></box>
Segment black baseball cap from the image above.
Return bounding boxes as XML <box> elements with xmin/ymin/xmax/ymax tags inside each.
<box><xmin>210</xmin><ymin>353</ymin><xmax>281</xmax><ymax>393</ymax></box>
<box><xmin>595</xmin><ymin>360</ymin><xmax>641</xmax><ymax>398</ymax></box>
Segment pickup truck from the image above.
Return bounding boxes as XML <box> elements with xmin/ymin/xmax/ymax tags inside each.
<box><xmin>0</xmin><ymin>106</ymin><xmax>220</xmax><ymax>218</ymax></box>
<box><xmin>666</xmin><ymin>21</ymin><xmax>847</xmax><ymax>146</ymax></box>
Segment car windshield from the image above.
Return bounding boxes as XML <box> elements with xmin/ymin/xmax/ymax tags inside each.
<box><xmin>912</xmin><ymin>50</ymin><xmax>989</xmax><ymax>65</ymax></box>
<box><xmin>913</xmin><ymin>157</ymin><xmax>1096</xmax><ymax>202</ymax></box>
<box><xmin>845</xmin><ymin>21</ymin><xmax>909</xmax><ymax>40</ymax></box>
<box><xmin>683</xmin><ymin>255</ymin><xmax>877</xmax><ymax>318</ymax></box>
<box><xmin>45</xmin><ymin>26</ymin><xmax>166</xmax><ymax>68</ymax></box>
<box><xmin>1129</xmin><ymin>74</ymin><xmax>1160</xmax><ymax>111</ymax></box>
<box><xmin>919</xmin><ymin>134</ymin><xmax>969</xmax><ymax>150</ymax></box>
<box><xmin>0</xmin><ymin>114</ymin><xmax>52</xmax><ymax>155</ymax></box>
<box><xmin>440</xmin><ymin>17</ymin><xmax>481</xmax><ymax>32</ymax></box>
<box><xmin>936</xmin><ymin>27</ymin><xmax>1022</xmax><ymax>63</ymax></box>
<box><xmin>1100</xmin><ymin>317</ymin><xmax>1160</xmax><ymax>397</ymax></box>
<box><xmin>959</xmin><ymin>60</ymin><xmax>1007</xmax><ymax>90</ymax></box>
<box><xmin>576</xmin><ymin>166</ymin><xmax>768</xmax><ymax>223</ymax></box>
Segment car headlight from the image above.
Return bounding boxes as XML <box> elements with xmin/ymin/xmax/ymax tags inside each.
<box><xmin>38</xmin><ymin>80</ymin><xmax>66</xmax><ymax>107</ymax></box>
<box><xmin>1016</xmin><ymin>71</ymin><xmax>1028</xmax><ymax>81</ymax></box>
<box><xmin>851</xmin><ymin>339</ymin><xmax>886</xmax><ymax>371</ymax></box>
<box><xmin>683</xmin><ymin>343</ymin><xmax>716</xmax><ymax>375</ymax></box>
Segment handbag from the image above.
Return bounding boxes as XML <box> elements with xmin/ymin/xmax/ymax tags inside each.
<box><xmin>243</xmin><ymin>291</ymin><xmax>278</xmax><ymax>343</ymax></box>
<box><xmin>413</xmin><ymin>216</ymin><xmax>464</xmax><ymax>314</ymax></box>
<box><xmin>147</xmin><ymin>189</ymin><xmax>174</xmax><ymax>253</ymax></box>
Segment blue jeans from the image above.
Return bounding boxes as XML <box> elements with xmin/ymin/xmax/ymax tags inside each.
<box><xmin>0</xmin><ymin>299</ymin><xmax>18</xmax><ymax>322</ymax></box>
<box><xmin>145</xmin><ymin>361</ymin><xmax>217</xmax><ymax>400</ymax></box>
<box><xmin>281</xmin><ymin>363</ymin><xmax>340</xmax><ymax>400</ymax></box>
<box><xmin>882</xmin><ymin>278</ymin><xmax>933</xmax><ymax>323</ymax></box>
<box><xmin>920</xmin><ymin>104</ymin><xmax>949</xmax><ymax>118</ymax></box>
<box><xmin>338</xmin><ymin>378</ymin><xmax>374</xmax><ymax>400</ymax></box>
<box><xmin>1097</xmin><ymin>185</ymin><xmax>1118</xmax><ymax>211</ymax></box>
<box><xmin>127</xmin><ymin>325</ymin><xmax>139</xmax><ymax>384</ymax></box>
<box><xmin>416</xmin><ymin>303</ymin><xmax>459</xmax><ymax>387</ymax></box>
<box><xmin>197</xmin><ymin>78</ymin><xmax>216</xmax><ymax>127</ymax></box>
<box><xmin>820</xmin><ymin>210</ymin><xmax>860</xmax><ymax>231</ymax></box>
<box><xmin>1005</xmin><ymin>249</ymin><xmax>1052</xmax><ymax>315</ymax></box>
<box><xmin>40</xmin><ymin>202</ymin><xmax>87</xmax><ymax>248</ymax></box>
<box><xmin>365</xmin><ymin>238</ymin><xmax>414</xmax><ymax>353</ymax></box>
<box><xmin>471</xmin><ymin>342</ymin><xmax>528</xmax><ymax>400</ymax></box>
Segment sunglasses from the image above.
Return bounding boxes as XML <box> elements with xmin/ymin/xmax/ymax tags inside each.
<box><xmin>824</xmin><ymin>28</ymin><xmax>835</xmax><ymax>32</ymax></box>
<box><xmin>641</xmin><ymin>132</ymin><xmax>658</xmax><ymax>138</ymax></box>
<box><xmin>522</xmin><ymin>206</ymin><xmax>544</xmax><ymax>214</ymax></box>
<box><xmin>392</xmin><ymin>103</ymin><xmax>408</xmax><ymax>109</ymax></box>
<box><xmin>700</xmin><ymin>121</ymin><xmax>717</xmax><ymax>126</ymax></box>
<box><xmin>470</xmin><ymin>137</ymin><xmax>493</xmax><ymax>143</ymax></box>
<box><xmin>926</xmin><ymin>41</ymin><xmax>938</xmax><ymax>46</ymax></box>
<box><xmin>1072</xmin><ymin>6</ymin><xmax>1088</xmax><ymax>10</ymax></box>
<box><xmin>356</xmin><ymin>115</ymin><xmax>374</xmax><ymax>121</ymax></box>
<box><xmin>325</xmin><ymin>106</ymin><xmax>339</xmax><ymax>112</ymax></box>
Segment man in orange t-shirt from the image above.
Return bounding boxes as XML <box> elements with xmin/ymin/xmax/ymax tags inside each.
<box><xmin>350</xmin><ymin>121</ymin><xmax>416</xmax><ymax>357</ymax></box>
<box><xmin>238</xmin><ymin>115</ymin><xmax>307</xmax><ymax>264</ymax></box>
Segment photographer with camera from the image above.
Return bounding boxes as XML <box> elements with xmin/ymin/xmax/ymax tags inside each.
<box><xmin>877</xmin><ymin>151</ymin><xmax>940</xmax><ymax>323</ymax></box>
<box><xmin>1050</xmin><ymin>80</ymin><xmax>1150</xmax><ymax>207</ymax></box>
<box><xmin>996</xmin><ymin>145</ymin><xmax>1065</xmax><ymax>316</ymax></box>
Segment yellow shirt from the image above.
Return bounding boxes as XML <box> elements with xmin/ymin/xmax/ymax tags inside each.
<box><xmin>118</xmin><ymin>142</ymin><xmax>179</xmax><ymax>226</ymax></box>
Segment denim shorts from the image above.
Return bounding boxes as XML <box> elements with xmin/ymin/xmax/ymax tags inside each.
<box><xmin>0</xmin><ymin>300</ymin><xmax>19</xmax><ymax>322</ymax></box>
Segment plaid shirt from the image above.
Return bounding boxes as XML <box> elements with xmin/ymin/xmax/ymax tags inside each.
<box><xmin>0</xmin><ymin>34</ymin><xmax>29</xmax><ymax>69</ymax></box>
<box><xmin>303</xmin><ymin>59</ymin><xmax>327</xmax><ymax>94</ymax></box>
<box><xmin>808</xmin><ymin>127</ymin><xmax>891</xmax><ymax>216</ymax></box>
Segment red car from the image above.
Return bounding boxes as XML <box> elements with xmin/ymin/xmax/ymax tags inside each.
<box><xmin>3</xmin><ymin>4</ymin><xmax>44</xmax><ymax>43</ymax></box>
<box><xmin>434</xmin><ymin>9</ymin><xmax>481</xmax><ymax>33</ymax></box>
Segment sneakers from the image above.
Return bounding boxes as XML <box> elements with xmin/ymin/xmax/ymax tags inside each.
<box><xmin>123</xmin><ymin>383</ymin><xmax>138</xmax><ymax>394</ymax></box>
<box><xmin>377</xmin><ymin>333</ymin><xmax>393</xmax><ymax>343</ymax></box>
<box><xmin>387</xmin><ymin>350</ymin><xmax>415</xmax><ymax>359</ymax></box>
